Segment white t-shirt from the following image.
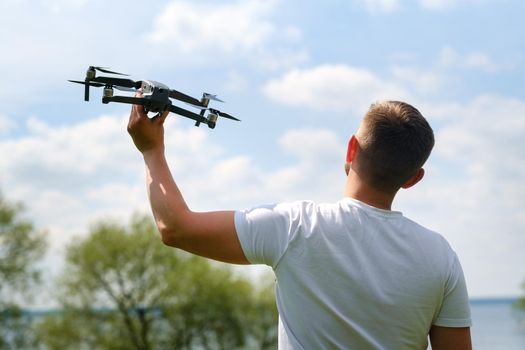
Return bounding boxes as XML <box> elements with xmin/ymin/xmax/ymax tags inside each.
<box><xmin>234</xmin><ymin>198</ymin><xmax>471</xmax><ymax>350</ymax></box>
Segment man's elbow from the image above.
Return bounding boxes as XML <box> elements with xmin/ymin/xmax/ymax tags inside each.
<box><xmin>157</xmin><ymin>224</ymin><xmax>183</xmax><ymax>248</ymax></box>
<box><xmin>155</xmin><ymin>211</ymin><xmax>195</xmax><ymax>248</ymax></box>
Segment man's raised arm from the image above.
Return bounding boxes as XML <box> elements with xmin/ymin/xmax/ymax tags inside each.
<box><xmin>127</xmin><ymin>100</ymin><xmax>249</xmax><ymax>265</ymax></box>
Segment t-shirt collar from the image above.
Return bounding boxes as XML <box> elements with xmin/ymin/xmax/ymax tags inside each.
<box><xmin>341</xmin><ymin>197</ymin><xmax>403</xmax><ymax>218</ymax></box>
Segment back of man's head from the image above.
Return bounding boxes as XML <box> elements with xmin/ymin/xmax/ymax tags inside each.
<box><xmin>355</xmin><ymin>101</ymin><xmax>435</xmax><ymax>194</ymax></box>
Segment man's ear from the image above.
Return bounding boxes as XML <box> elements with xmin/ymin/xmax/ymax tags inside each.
<box><xmin>346</xmin><ymin>135</ymin><xmax>358</xmax><ymax>163</ymax></box>
<box><xmin>401</xmin><ymin>168</ymin><xmax>425</xmax><ymax>189</ymax></box>
<box><xmin>345</xmin><ymin>136</ymin><xmax>358</xmax><ymax>175</ymax></box>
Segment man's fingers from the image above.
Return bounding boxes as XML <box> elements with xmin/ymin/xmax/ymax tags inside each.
<box><xmin>132</xmin><ymin>103</ymin><xmax>148</xmax><ymax>119</ymax></box>
<box><xmin>130</xmin><ymin>91</ymin><xmax>147</xmax><ymax>121</ymax></box>
<box><xmin>150</xmin><ymin>110</ymin><xmax>170</xmax><ymax>124</ymax></box>
<box><xmin>159</xmin><ymin>110</ymin><xmax>170</xmax><ymax>124</ymax></box>
<box><xmin>129</xmin><ymin>90</ymin><xmax>168</xmax><ymax>128</ymax></box>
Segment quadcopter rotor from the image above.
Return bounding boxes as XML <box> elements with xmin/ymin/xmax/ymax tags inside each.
<box><xmin>68</xmin><ymin>80</ymin><xmax>137</xmax><ymax>92</ymax></box>
<box><xmin>88</xmin><ymin>66</ymin><xmax>128</xmax><ymax>76</ymax></box>
<box><xmin>182</xmin><ymin>93</ymin><xmax>225</xmax><ymax>110</ymax></box>
<box><xmin>203</xmin><ymin>93</ymin><xmax>224</xmax><ymax>103</ymax></box>
<box><xmin>208</xmin><ymin>108</ymin><xmax>240</xmax><ymax>121</ymax></box>
<box><xmin>68</xmin><ymin>80</ymin><xmax>105</xmax><ymax>88</ymax></box>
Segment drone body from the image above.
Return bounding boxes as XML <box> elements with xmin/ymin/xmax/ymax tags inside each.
<box><xmin>69</xmin><ymin>66</ymin><xmax>240</xmax><ymax>129</ymax></box>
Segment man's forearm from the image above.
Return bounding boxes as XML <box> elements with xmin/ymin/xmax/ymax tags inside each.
<box><xmin>141</xmin><ymin>149</ymin><xmax>249</xmax><ymax>264</ymax></box>
<box><xmin>143</xmin><ymin>149</ymin><xmax>189</xmax><ymax>242</ymax></box>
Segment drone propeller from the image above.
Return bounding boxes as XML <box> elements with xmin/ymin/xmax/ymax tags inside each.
<box><xmin>203</xmin><ymin>93</ymin><xmax>224</xmax><ymax>103</ymax></box>
<box><xmin>182</xmin><ymin>94</ymin><xmax>225</xmax><ymax>110</ymax></box>
<box><xmin>219</xmin><ymin>112</ymin><xmax>240</xmax><ymax>121</ymax></box>
<box><xmin>208</xmin><ymin>108</ymin><xmax>240</xmax><ymax>121</ymax></box>
<box><xmin>90</xmin><ymin>76</ymin><xmax>141</xmax><ymax>89</ymax></box>
<box><xmin>89</xmin><ymin>66</ymin><xmax>128</xmax><ymax>76</ymax></box>
<box><xmin>69</xmin><ymin>80</ymin><xmax>138</xmax><ymax>92</ymax></box>
<box><xmin>69</xmin><ymin>80</ymin><xmax>105</xmax><ymax>88</ymax></box>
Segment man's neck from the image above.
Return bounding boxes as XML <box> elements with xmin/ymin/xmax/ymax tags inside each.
<box><xmin>344</xmin><ymin>171</ymin><xmax>396</xmax><ymax>211</ymax></box>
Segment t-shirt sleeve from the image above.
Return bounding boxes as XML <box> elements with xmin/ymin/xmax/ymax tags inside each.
<box><xmin>234</xmin><ymin>202</ymin><xmax>301</xmax><ymax>268</ymax></box>
<box><xmin>433</xmin><ymin>253</ymin><xmax>472</xmax><ymax>327</ymax></box>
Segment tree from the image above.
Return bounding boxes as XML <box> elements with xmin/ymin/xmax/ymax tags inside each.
<box><xmin>0</xmin><ymin>193</ymin><xmax>47</xmax><ymax>349</ymax></box>
<box><xmin>518</xmin><ymin>279</ymin><xmax>525</xmax><ymax>311</ymax></box>
<box><xmin>36</xmin><ymin>214</ymin><xmax>277</xmax><ymax>349</ymax></box>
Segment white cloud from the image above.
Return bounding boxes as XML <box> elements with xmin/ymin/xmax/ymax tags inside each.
<box><xmin>439</xmin><ymin>47</ymin><xmax>511</xmax><ymax>73</ymax></box>
<box><xmin>0</xmin><ymin>112</ymin><xmax>222</xmax><ymax>227</ymax></box>
<box><xmin>0</xmin><ymin>115</ymin><xmax>135</xmax><ymax>184</ymax></box>
<box><xmin>357</xmin><ymin>0</ymin><xmax>401</xmax><ymax>13</ymax></box>
<box><xmin>355</xmin><ymin>0</ymin><xmax>493</xmax><ymax>13</ymax></box>
<box><xmin>271</xmin><ymin>129</ymin><xmax>346</xmax><ymax>200</ymax></box>
<box><xmin>180</xmin><ymin>128</ymin><xmax>346</xmax><ymax>209</ymax></box>
<box><xmin>41</xmin><ymin>0</ymin><xmax>88</xmax><ymax>13</ymax></box>
<box><xmin>279</xmin><ymin>128</ymin><xmax>343</xmax><ymax>162</ymax></box>
<box><xmin>147</xmin><ymin>0</ymin><xmax>275</xmax><ymax>53</ymax></box>
<box><xmin>419</xmin><ymin>0</ymin><xmax>487</xmax><ymax>10</ymax></box>
<box><xmin>390</xmin><ymin>66</ymin><xmax>445</xmax><ymax>94</ymax></box>
<box><xmin>419</xmin><ymin>0</ymin><xmax>458</xmax><ymax>9</ymax></box>
<box><xmin>145</xmin><ymin>0</ymin><xmax>307</xmax><ymax>69</ymax></box>
<box><xmin>262</xmin><ymin>64</ymin><xmax>411</xmax><ymax>113</ymax></box>
<box><xmin>0</xmin><ymin>114</ymin><xmax>16</xmax><ymax>134</ymax></box>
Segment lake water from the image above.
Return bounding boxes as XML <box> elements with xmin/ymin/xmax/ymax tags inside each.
<box><xmin>469</xmin><ymin>298</ymin><xmax>525</xmax><ymax>350</ymax></box>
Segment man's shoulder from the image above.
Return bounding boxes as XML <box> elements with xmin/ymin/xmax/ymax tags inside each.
<box><xmin>401</xmin><ymin>215</ymin><xmax>452</xmax><ymax>246</ymax></box>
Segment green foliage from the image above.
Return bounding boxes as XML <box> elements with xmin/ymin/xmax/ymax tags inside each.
<box><xmin>0</xmin><ymin>194</ymin><xmax>46</xmax><ymax>297</ymax></box>
<box><xmin>0</xmin><ymin>194</ymin><xmax>47</xmax><ymax>349</ymax></box>
<box><xmin>518</xmin><ymin>280</ymin><xmax>525</xmax><ymax>310</ymax></box>
<box><xmin>36</xmin><ymin>214</ymin><xmax>277</xmax><ymax>350</ymax></box>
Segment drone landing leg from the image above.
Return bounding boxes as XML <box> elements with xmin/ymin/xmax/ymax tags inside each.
<box><xmin>195</xmin><ymin>109</ymin><xmax>207</xmax><ymax>127</ymax></box>
<box><xmin>84</xmin><ymin>81</ymin><xmax>89</xmax><ymax>101</ymax></box>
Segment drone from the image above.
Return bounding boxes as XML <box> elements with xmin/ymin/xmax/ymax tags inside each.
<box><xmin>69</xmin><ymin>66</ymin><xmax>240</xmax><ymax>129</ymax></box>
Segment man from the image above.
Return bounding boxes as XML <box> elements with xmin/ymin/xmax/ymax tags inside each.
<box><xmin>128</xmin><ymin>99</ymin><xmax>472</xmax><ymax>349</ymax></box>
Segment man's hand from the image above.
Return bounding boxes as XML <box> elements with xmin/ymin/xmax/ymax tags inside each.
<box><xmin>127</xmin><ymin>93</ymin><xmax>169</xmax><ymax>154</ymax></box>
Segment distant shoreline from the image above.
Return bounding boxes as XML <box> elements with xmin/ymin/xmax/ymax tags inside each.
<box><xmin>14</xmin><ymin>297</ymin><xmax>522</xmax><ymax>317</ymax></box>
<box><xmin>470</xmin><ymin>297</ymin><xmax>520</xmax><ymax>305</ymax></box>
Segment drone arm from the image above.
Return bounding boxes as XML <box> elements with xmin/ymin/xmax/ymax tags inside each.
<box><xmin>169</xmin><ymin>90</ymin><xmax>205</xmax><ymax>107</ymax></box>
<box><xmin>102</xmin><ymin>96</ymin><xmax>210</xmax><ymax>125</ymax></box>
<box><xmin>102</xmin><ymin>95</ymin><xmax>149</xmax><ymax>107</ymax></box>
<box><xmin>168</xmin><ymin>105</ymin><xmax>209</xmax><ymax>126</ymax></box>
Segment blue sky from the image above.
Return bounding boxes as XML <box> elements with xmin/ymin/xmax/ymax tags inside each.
<box><xmin>1</xmin><ymin>0</ymin><xmax>524</xmax><ymax>300</ymax></box>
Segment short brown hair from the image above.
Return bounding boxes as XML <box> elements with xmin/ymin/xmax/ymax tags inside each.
<box><xmin>355</xmin><ymin>101</ymin><xmax>434</xmax><ymax>193</ymax></box>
